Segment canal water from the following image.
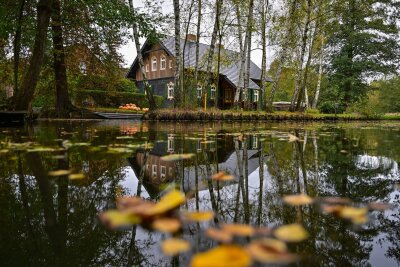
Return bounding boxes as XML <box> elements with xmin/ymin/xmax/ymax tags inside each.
<box><xmin>0</xmin><ymin>120</ymin><xmax>399</xmax><ymax>267</ymax></box>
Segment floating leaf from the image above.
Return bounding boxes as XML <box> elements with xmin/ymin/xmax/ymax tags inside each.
<box><xmin>0</xmin><ymin>149</ymin><xmax>9</xmax><ymax>154</ymax></box>
<box><xmin>212</xmin><ymin>171</ymin><xmax>234</xmax><ymax>181</ymax></box>
<box><xmin>27</xmin><ymin>147</ymin><xmax>56</xmax><ymax>153</ymax></box>
<box><xmin>288</xmin><ymin>134</ymin><xmax>299</xmax><ymax>142</ymax></box>
<box><xmin>368</xmin><ymin>202</ymin><xmax>391</xmax><ymax>211</ymax></box>
<box><xmin>340</xmin><ymin>150</ymin><xmax>348</xmax><ymax>154</ymax></box>
<box><xmin>206</xmin><ymin>228</ymin><xmax>232</xmax><ymax>243</ymax></box>
<box><xmin>338</xmin><ymin>206</ymin><xmax>368</xmax><ymax>224</ymax></box>
<box><xmin>152</xmin><ymin>218</ymin><xmax>181</xmax><ymax>233</ymax></box>
<box><xmin>247</xmin><ymin>238</ymin><xmax>299</xmax><ymax>264</ymax></box>
<box><xmin>183</xmin><ymin>211</ymin><xmax>214</xmax><ymax>222</ymax></box>
<box><xmin>68</xmin><ymin>173</ymin><xmax>86</xmax><ymax>180</ymax></box>
<box><xmin>283</xmin><ymin>194</ymin><xmax>313</xmax><ymax>206</ymax></box>
<box><xmin>161</xmin><ymin>238</ymin><xmax>191</xmax><ymax>256</ymax></box>
<box><xmin>99</xmin><ymin>210</ymin><xmax>141</xmax><ymax>228</ymax></box>
<box><xmin>161</xmin><ymin>153</ymin><xmax>195</xmax><ymax>161</ymax></box>
<box><xmin>147</xmin><ymin>190</ymin><xmax>185</xmax><ymax>216</ymax></box>
<box><xmin>191</xmin><ymin>245</ymin><xmax>251</xmax><ymax>267</ymax></box>
<box><xmin>48</xmin><ymin>170</ymin><xmax>71</xmax><ymax>177</ymax></box>
<box><xmin>116</xmin><ymin>136</ymin><xmax>134</xmax><ymax>140</ymax></box>
<box><xmin>274</xmin><ymin>224</ymin><xmax>309</xmax><ymax>242</ymax></box>
<box><xmin>320</xmin><ymin>197</ymin><xmax>351</xmax><ymax>205</ymax></box>
<box><xmin>222</xmin><ymin>224</ymin><xmax>254</xmax><ymax>237</ymax></box>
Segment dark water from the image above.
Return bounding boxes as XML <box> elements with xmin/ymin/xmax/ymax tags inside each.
<box><xmin>0</xmin><ymin>120</ymin><xmax>399</xmax><ymax>267</ymax></box>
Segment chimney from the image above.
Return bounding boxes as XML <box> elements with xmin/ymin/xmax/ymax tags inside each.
<box><xmin>186</xmin><ymin>34</ymin><xmax>197</xmax><ymax>42</ymax></box>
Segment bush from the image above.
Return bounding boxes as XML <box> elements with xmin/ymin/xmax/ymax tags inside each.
<box><xmin>318</xmin><ymin>101</ymin><xmax>345</xmax><ymax>114</ymax></box>
<box><xmin>305</xmin><ymin>108</ymin><xmax>320</xmax><ymax>114</ymax></box>
<box><xmin>76</xmin><ymin>75</ymin><xmax>137</xmax><ymax>93</ymax></box>
<box><xmin>345</xmin><ymin>91</ymin><xmax>383</xmax><ymax>118</ymax></box>
<box><xmin>74</xmin><ymin>90</ymin><xmax>164</xmax><ymax>108</ymax></box>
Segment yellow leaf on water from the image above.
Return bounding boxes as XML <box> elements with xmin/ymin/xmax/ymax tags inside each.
<box><xmin>190</xmin><ymin>245</ymin><xmax>251</xmax><ymax>267</ymax></box>
<box><xmin>68</xmin><ymin>173</ymin><xmax>86</xmax><ymax>180</ymax></box>
<box><xmin>161</xmin><ymin>238</ymin><xmax>191</xmax><ymax>256</ymax></box>
<box><xmin>338</xmin><ymin>206</ymin><xmax>368</xmax><ymax>224</ymax></box>
<box><xmin>247</xmin><ymin>238</ymin><xmax>299</xmax><ymax>264</ymax></box>
<box><xmin>222</xmin><ymin>224</ymin><xmax>254</xmax><ymax>237</ymax></box>
<box><xmin>274</xmin><ymin>224</ymin><xmax>309</xmax><ymax>242</ymax></box>
<box><xmin>183</xmin><ymin>211</ymin><xmax>215</xmax><ymax>222</ymax></box>
<box><xmin>152</xmin><ymin>218</ymin><xmax>181</xmax><ymax>233</ymax></box>
<box><xmin>206</xmin><ymin>228</ymin><xmax>233</xmax><ymax>243</ymax></box>
<box><xmin>99</xmin><ymin>210</ymin><xmax>141</xmax><ymax>229</ymax></box>
<box><xmin>212</xmin><ymin>171</ymin><xmax>234</xmax><ymax>181</ymax></box>
<box><xmin>288</xmin><ymin>134</ymin><xmax>299</xmax><ymax>143</ymax></box>
<box><xmin>283</xmin><ymin>194</ymin><xmax>313</xmax><ymax>206</ymax></box>
<box><xmin>161</xmin><ymin>153</ymin><xmax>195</xmax><ymax>161</ymax></box>
<box><xmin>48</xmin><ymin>170</ymin><xmax>71</xmax><ymax>177</ymax></box>
<box><xmin>147</xmin><ymin>190</ymin><xmax>185</xmax><ymax>216</ymax></box>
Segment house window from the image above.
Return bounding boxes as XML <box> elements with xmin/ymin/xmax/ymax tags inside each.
<box><xmin>252</xmin><ymin>136</ymin><xmax>258</xmax><ymax>149</ymax></box>
<box><xmin>169</xmin><ymin>60</ymin><xmax>173</xmax><ymax>69</ymax></box>
<box><xmin>210</xmin><ymin>84</ymin><xmax>216</xmax><ymax>99</ymax></box>
<box><xmin>145</xmin><ymin>64</ymin><xmax>149</xmax><ymax>72</ymax></box>
<box><xmin>151</xmin><ymin>57</ymin><xmax>157</xmax><ymax>71</ymax></box>
<box><xmin>168</xmin><ymin>135</ymin><xmax>175</xmax><ymax>152</ymax></box>
<box><xmin>152</xmin><ymin>164</ymin><xmax>157</xmax><ymax>177</ymax></box>
<box><xmin>167</xmin><ymin>82</ymin><xmax>174</xmax><ymax>100</ymax></box>
<box><xmin>160</xmin><ymin>166</ymin><xmax>166</xmax><ymax>179</ymax></box>
<box><xmin>197</xmin><ymin>85</ymin><xmax>202</xmax><ymax>99</ymax></box>
<box><xmin>197</xmin><ymin>140</ymin><xmax>202</xmax><ymax>152</ymax></box>
<box><xmin>254</xmin><ymin>90</ymin><xmax>259</xmax><ymax>102</ymax></box>
<box><xmin>160</xmin><ymin>56</ymin><xmax>166</xmax><ymax>70</ymax></box>
<box><xmin>79</xmin><ymin>62</ymin><xmax>87</xmax><ymax>75</ymax></box>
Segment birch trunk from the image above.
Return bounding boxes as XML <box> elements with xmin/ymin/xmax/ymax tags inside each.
<box><xmin>312</xmin><ymin>37</ymin><xmax>324</xmax><ymax>109</ymax></box>
<box><xmin>128</xmin><ymin>0</ymin><xmax>156</xmax><ymax>110</ymax></box>
<box><xmin>173</xmin><ymin>0</ymin><xmax>182</xmax><ymax>107</ymax></box>
<box><xmin>259</xmin><ymin>0</ymin><xmax>268</xmax><ymax>111</ymax></box>
<box><xmin>194</xmin><ymin>0</ymin><xmax>201</xmax><ymax>84</ymax></box>
<box><xmin>233</xmin><ymin>3</ymin><xmax>244</xmax><ymax>107</ymax></box>
<box><xmin>243</xmin><ymin>0</ymin><xmax>254</xmax><ymax>108</ymax></box>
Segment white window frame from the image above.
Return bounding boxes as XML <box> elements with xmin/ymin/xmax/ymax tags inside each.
<box><xmin>167</xmin><ymin>135</ymin><xmax>175</xmax><ymax>152</ymax></box>
<box><xmin>79</xmin><ymin>62</ymin><xmax>87</xmax><ymax>75</ymax></box>
<box><xmin>210</xmin><ymin>84</ymin><xmax>216</xmax><ymax>99</ymax></box>
<box><xmin>151</xmin><ymin>57</ymin><xmax>157</xmax><ymax>71</ymax></box>
<box><xmin>152</xmin><ymin>164</ymin><xmax>157</xmax><ymax>177</ymax></box>
<box><xmin>197</xmin><ymin>140</ymin><xmax>202</xmax><ymax>152</ymax></box>
<box><xmin>197</xmin><ymin>85</ymin><xmax>202</xmax><ymax>99</ymax></box>
<box><xmin>167</xmin><ymin>82</ymin><xmax>174</xmax><ymax>100</ymax></box>
<box><xmin>160</xmin><ymin>166</ymin><xmax>166</xmax><ymax>179</ymax></box>
<box><xmin>254</xmin><ymin>90</ymin><xmax>259</xmax><ymax>102</ymax></box>
<box><xmin>160</xmin><ymin>56</ymin><xmax>166</xmax><ymax>70</ymax></box>
<box><xmin>252</xmin><ymin>136</ymin><xmax>258</xmax><ymax>149</ymax></box>
<box><xmin>169</xmin><ymin>60</ymin><xmax>173</xmax><ymax>69</ymax></box>
<box><xmin>145</xmin><ymin>64</ymin><xmax>149</xmax><ymax>72</ymax></box>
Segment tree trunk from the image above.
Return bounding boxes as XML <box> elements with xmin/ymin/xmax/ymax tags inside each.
<box><xmin>194</xmin><ymin>0</ymin><xmax>201</xmax><ymax>85</ymax></box>
<box><xmin>259</xmin><ymin>0</ymin><xmax>268</xmax><ymax>111</ymax></box>
<box><xmin>13</xmin><ymin>0</ymin><xmax>26</xmax><ymax>94</ymax></box>
<box><xmin>51</xmin><ymin>0</ymin><xmax>75</xmax><ymax>117</ymax></box>
<box><xmin>243</xmin><ymin>0</ymin><xmax>254</xmax><ymax>109</ymax></box>
<box><xmin>173</xmin><ymin>0</ymin><xmax>181</xmax><ymax>108</ymax></box>
<box><xmin>290</xmin><ymin>0</ymin><xmax>312</xmax><ymax>112</ymax></box>
<box><xmin>205</xmin><ymin>0</ymin><xmax>223</xmax><ymax>92</ymax></box>
<box><xmin>128</xmin><ymin>0</ymin><xmax>156</xmax><ymax>110</ymax></box>
<box><xmin>13</xmin><ymin>0</ymin><xmax>53</xmax><ymax>111</ymax></box>
<box><xmin>233</xmin><ymin>3</ymin><xmax>244</xmax><ymax>108</ymax></box>
<box><xmin>312</xmin><ymin>37</ymin><xmax>324</xmax><ymax>109</ymax></box>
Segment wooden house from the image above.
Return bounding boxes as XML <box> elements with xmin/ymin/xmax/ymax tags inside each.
<box><xmin>126</xmin><ymin>35</ymin><xmax>272</xmax><ymax>109</ymax></box>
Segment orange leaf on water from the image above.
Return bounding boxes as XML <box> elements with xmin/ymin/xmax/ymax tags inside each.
<box><xmin>190</xmin><ymin>245</ymin><xmax>251</xmax><ymax>267</ymax></box>
<box><xmin>222</xmin><ymin>224</ymin><xmax>254</xmax><ymax>237</ymax></box>
<box><xmin>206</xmin><ymin>228</ymin><xmax>233</xmax><ymax>243</ymax></box>
<box><xmin>183</xmin><ymin>211</ymin><xmax>215</xmax><ymax>222</ymax></box>
<box><xmin>152</xmin><ymin>218</ymin><xmax>181</xmax><ymax>233</ymax></box>
<box><xmin>274</xmin><ymin>224</ymin><xmax>309</xmax><ymax>242</ymax></box>
<box><xmin>283</xmin><ymin>194</ymin><xmax>313</xmax><ymax>206</ymax></box>
<box><xmin>212</xmin><ymin>171</ymin><xmax>234</xmax><ymax>181</ymax></box>
<box><xmin>247</xmin><ymin>238</ymin><xmax>299</xmax><ymax>264</ymax></box>
<box><xmin>146</xmin><ymin>190</ymin><xmax>185</xmax><ymax>216</ymax></box>
<box><xmin>161</xmin><ymin>238</ymin><xmax>191</xmax><ymax>256</ymax></box>
<box><xmin>99</xmin><ymin>210</ymin><xmax>141</xmax><ymax>229</ymax></box>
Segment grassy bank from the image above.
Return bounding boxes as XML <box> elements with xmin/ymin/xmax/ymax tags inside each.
<box><xmin>143</xmin><ymin>109</ymin><xmax>400</xmax><ymax>121</ymax></box>
<box><xmin>87</xmin><ymin>107</ymin><xmax>145</xmax><ymax>114</ymax></box>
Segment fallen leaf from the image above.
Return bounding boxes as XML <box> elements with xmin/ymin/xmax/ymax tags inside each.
<box><xmin>247</xmin><ymin>238</ymin><xmax>299</xmax><ymax>264</ymax></box>
<box><xmin>152</xmin><ymin>218</ymin><xmax>181</xmax><ymax>233</ymax></box>
<box><xmin>212</xmin><ymin>171</ymin><xmax>234</xmax><ymax>181</ymax></box>
<box><xmin>161</xmin><ymin>238</ymin><xmax>191</xmax><ymax>256</ymax></box>
<box><xmin>183</xmin><ymin>211</ymin><xmax>214</xmax><ymax>222</ymax></box>
<box><xmin>161</xmin><ymin>153</ymin><xmax>195</xmax><ymax>161</ymax></box>
<box><xmin>48</xmin><ymin>170</ymin><xmax>71</xmax><ymax>177</ymax></box>
<box><xmin>222</xmin><ymin>224</ymin><xmax>254</xmax><ymax>237</ymax></box>
<box><xmin>283</xmin><ymin>194</ymin><xmax>313</xmax><ymax>206</ymax></box>
<box><xmin>99</xmin><ymin>210</ymin><xmax>141</xmax><ymax>228</ymax></box>
<box><xmin>274</xmin><ymin>224</ymin><xmax>309</xmax><ymax>242</ymax></box>
<box><xmin>190</xmin><ymin>245</ymin><xmax>251</xmax><ymax>267</ymax></box>
<box><xmin>340</xmin><ymin>150</ymin><xmax>348</xmax><ymax>154</ymax></box>
<box><xmin>68</xmin><ymin>173</ymin><xmax>86</xmax><ymax>180</ymax></box>
<box><xmin>368</xmin><ymin>202</ymin><xmax>391</xmax><ymax>211</ymax></box>
<box><xmin>288</xmin><ymin>134</ymin><xmax>299</xmax><ymax>142</ymax></box>
<box><xmin>338</xmin><ymin>206</ymin><xmax>368</xmax><ymax>224</ymax></box>
<box><xmin>206</xmin><ymin>228</ymin><xmax>232</xmax><ymax>243</ymax></box>
<box><xmin>147</xmin><ymin>190</ymin><xmax>185</xmax><ymax>216</ymax></box>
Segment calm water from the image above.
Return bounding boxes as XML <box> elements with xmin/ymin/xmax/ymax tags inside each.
<box><xmin>0</xmin><ymin>120</ymin><xmax>399</xmax><ymax>267</ymax></box>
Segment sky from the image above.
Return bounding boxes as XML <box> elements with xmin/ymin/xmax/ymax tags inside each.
<box><xmin>118</xmin><ymin>1</ymin><xmax>276</xmax><ymax>70</ymax></box>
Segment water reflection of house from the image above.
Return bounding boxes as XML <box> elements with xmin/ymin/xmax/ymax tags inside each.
<box><xmin>128</xmin><ymin>135</ymin><xmax>267</xmax><ymax>197</ymax></box>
